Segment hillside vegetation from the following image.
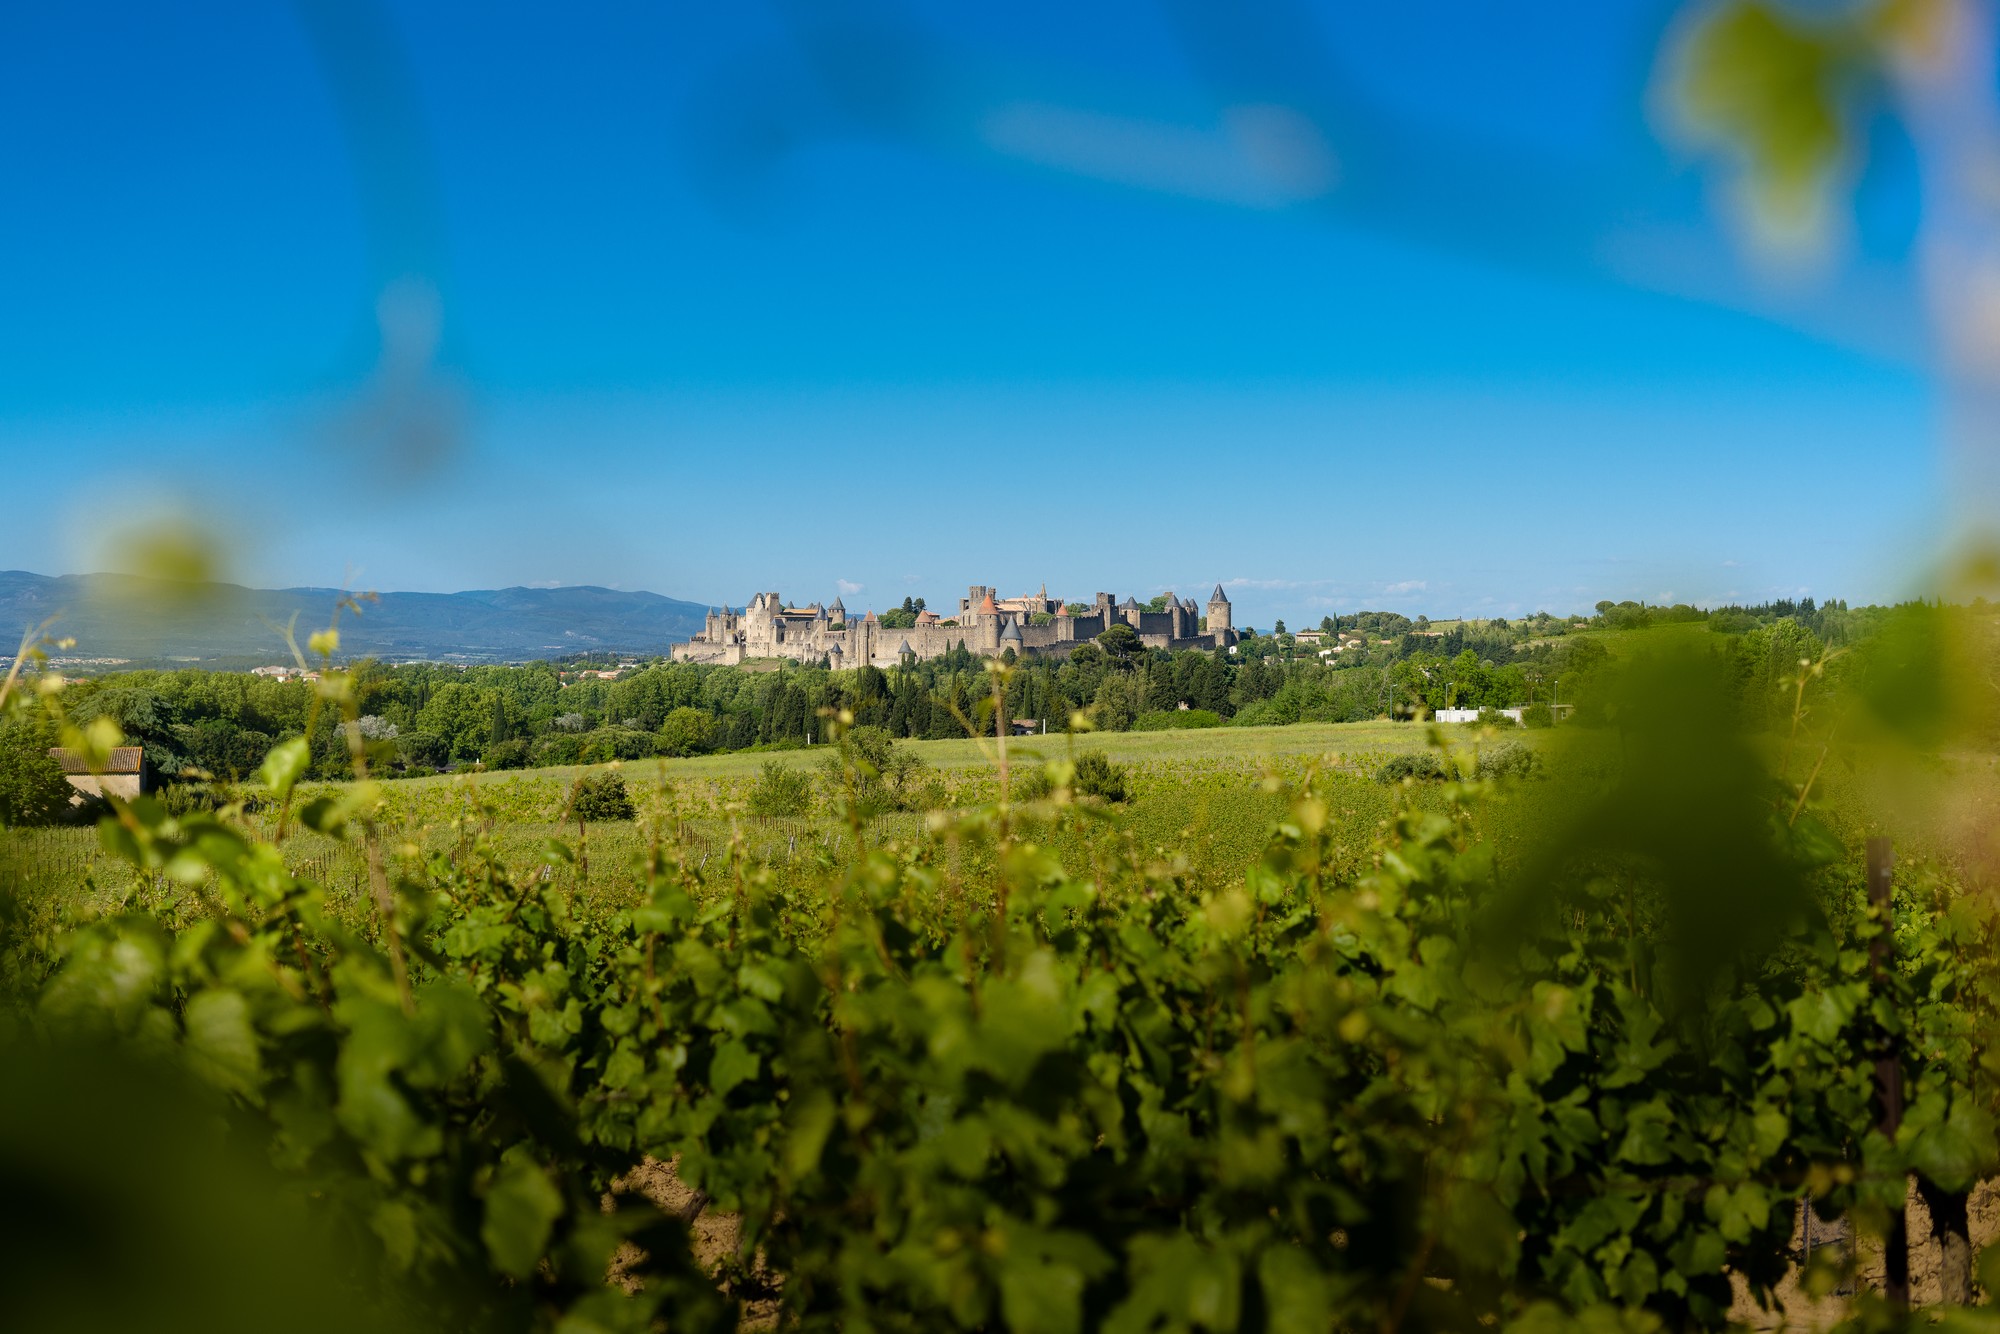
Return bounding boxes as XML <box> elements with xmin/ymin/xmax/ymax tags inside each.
<box><xmin>7</xmin><ymin>598</ymin><xmax>2000</xmax><ymax>1332</ymax></box>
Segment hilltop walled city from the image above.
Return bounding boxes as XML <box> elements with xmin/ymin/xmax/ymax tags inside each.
<box><xmin>672</xmin><ymin>584</ymin><xmax>1239</xmax><ymax>667</ymax></box>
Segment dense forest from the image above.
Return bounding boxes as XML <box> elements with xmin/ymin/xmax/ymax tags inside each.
<box><xmin>0</xmin><ymin>597</ymin><xmax>1897</xmax><ymax>796</ymax></box>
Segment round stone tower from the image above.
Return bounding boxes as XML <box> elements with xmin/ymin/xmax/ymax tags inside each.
<box><xmin>1206</xmin><ymin>583</ymin><xmax>1232</xmax><ymax>640</ymax></box>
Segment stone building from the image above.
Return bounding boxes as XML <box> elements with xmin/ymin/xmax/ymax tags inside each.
<box><xmin>49</xmin><ymin>746</ymin><xmax>145</xmax><ymax>801</ymax></box>
<box><xmin>672</xmin><ymin>584</ymin><xmax>1238</xmax><ymax>668</ymax></box>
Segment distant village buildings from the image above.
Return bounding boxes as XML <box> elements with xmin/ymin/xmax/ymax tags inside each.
<box><xmin>672</xmin><ymin>584</ymin><xmax>1240</xmax><ymax>668</ymax></box>
<box><xmin>250</xmin><ymin>665</ymin><xmax>320</xmax><ymax>683</ymax></box>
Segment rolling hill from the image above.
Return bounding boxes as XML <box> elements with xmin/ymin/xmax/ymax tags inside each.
<box><xmin>0</xmin><ymin>571</ymin><xmax>711</xmax><ymax>665</ymax></box>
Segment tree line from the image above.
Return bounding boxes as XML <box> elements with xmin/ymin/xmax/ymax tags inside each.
<box><xmin>0</xmin><ymin>596</ymin><xmax>1929</xmax><ymax>821</ymax></box>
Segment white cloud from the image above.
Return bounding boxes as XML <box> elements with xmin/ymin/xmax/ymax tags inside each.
<box><xmin>1215</xmin><ymin>576</ymin><xmax>1341</xmax><ymax>592</ymax></box>
<box><xmin>1222</xmin><ymin>577</ymin><xmax>1306</xmax><ymax>591</ymax></box>
<box><xmin>1720</xmin><ymin>560</ymin><xmax>1740</xmax><ymax>569</ymax></box>
<box><xmin>527</xmin><ymin>580</ymin><xmax>562</xmax><ymax>589</ymax></box>
<box><xmin>979</xmin><ymin>102</ymin><xmax>1337</xmax><ymax>211</ymax></box>
<box><xmin>837</xmin><ymin>578</ymin><xmax>864</xmax><ymax>595</ymax></box>
<box><xmin>1384</xmin><ymin>580</ymin><xmax>1428</xmax><ymax>595</ymax></box>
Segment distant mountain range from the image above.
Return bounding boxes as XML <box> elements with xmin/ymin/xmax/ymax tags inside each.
<box><xmin>0</xmin><ymin>571</ymin><xmax>711</xmax><ymax>665</ymax></box>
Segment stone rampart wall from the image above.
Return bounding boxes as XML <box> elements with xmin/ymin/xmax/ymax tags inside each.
<box><xmin>677</xmin><ymin>609</ymin><xmax>1231</xmax><ymax>666</ymax></box>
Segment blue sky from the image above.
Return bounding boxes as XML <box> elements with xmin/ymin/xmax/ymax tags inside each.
<box><xmin>0</xmin><ymin>1</ymin><xmax>1949</xmax><ymax>629</ymax></box>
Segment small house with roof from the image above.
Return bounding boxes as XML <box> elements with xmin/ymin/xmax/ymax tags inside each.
<box><xmin>49</xmin><ymin>746</ymin><xmax>146</xmax><ymax>801</ymax></box>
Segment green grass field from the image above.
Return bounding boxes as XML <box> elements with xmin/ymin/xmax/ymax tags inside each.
<box><xmin>395</xmin><ymin>717</ymin><xmax>1447</xmax><ymax>789</ymax></box>
<box><xmin>23</xmin><ymin>691</ymin><xmax>1989</xmax><ymax>948</ymax></box>
<box><xmin>3</xmin><ymin>719</ymin><xmax>1537</xmax><ymax>920</ymax></box>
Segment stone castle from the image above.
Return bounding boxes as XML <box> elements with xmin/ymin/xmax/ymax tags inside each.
<box><xmin>672</xmin><ymin>584</ymin><xmax>1238</xmax><ymax>668</ymax></box>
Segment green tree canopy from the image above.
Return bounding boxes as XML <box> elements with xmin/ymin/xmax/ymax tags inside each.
<box><xmin>659</xmin><ymin>706</ymin><xmax>716</xmax><ymax>757</ymax></box>
<box><xmin>1096</xmin><ymin>623</ymin><xmax>1142</xmax><ymax>664</ymax></box>
<box><xmin>0</xmin><ymin>717</ymin><xmax>72</xmax><ymax>826</ymax></box>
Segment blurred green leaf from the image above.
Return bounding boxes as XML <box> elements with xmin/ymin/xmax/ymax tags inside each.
<box><xmin>481</xmin><ymin>1148</ymin><xmax>564</xmax><ymax>1279</ymax></box>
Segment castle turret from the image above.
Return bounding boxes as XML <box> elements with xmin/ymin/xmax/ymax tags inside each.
<box><xmin>977</xmin><ymin>589</ymin><xmax>1001</xmax><ymax>652</ymax></box>
<box><xmin>1206</xmin><ymin>583</ymin><xmax>1232</xmax><ymax>641</ymax></box>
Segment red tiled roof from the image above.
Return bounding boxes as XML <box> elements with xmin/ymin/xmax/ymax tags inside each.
<box><xmin>49</xmin><ymin>746</ymin><xmax>142</xmax><ymax>775</ymax></box>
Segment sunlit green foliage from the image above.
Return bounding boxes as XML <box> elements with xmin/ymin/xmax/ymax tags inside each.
<box><xmin>9</xmin><ymin>617</ymin><xmax>2000</xmax><ymax>1331</ymax></box>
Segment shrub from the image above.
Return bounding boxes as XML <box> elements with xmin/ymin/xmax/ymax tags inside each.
<box><xmin>1013</xmin><ymin>764</ymin><xmax>1054</xmax><ymax>801</ymax></box>
<box><xmin>748</xmin><ymin>761</ymin><xmax>815</xmax><ymax>818</ymax></box>
<box><xmin>1709</xmin><ymin>610</ymin><xmax>1756</xmax><ymax>634</ymax></box>
<box><xmin>1474</xmin><ymin>741</ymin><xmax>1540</xmax><ymax>781</ymax></box>
<box><xmin>1132</xmin><ymin>708</ymin><xmax>1223</xmax><ymax>731</ymax></box>
<box><xmin>1376</xmin><ymin>752</ymin><xmax>1450</xmax><ymax>784</ymax></box>
<box><xmin>159</xmin><ymin>782</ymin><xmax>225</xmax><ymax>816</ymax></box>
<box><xmin>567</xmin><ymin>772</ymin><xmax>635</xmax><ymax>822</ymax></box>
<box><xmin>481</xmin><ymin>739</ymin><xmax>530</xmax><ymax>771</ymax></box>
<box><xmin>1476</xmin><ymin>708</ymin><xmax>1520</xmax><ymax>728</ymax></box>
<box><xmin>577</xmin><ymin>728</ymin><xmax>657</xmax><ymax>765</ymax></box>
<box><xmin>1012</xmin><ymin>751</ymin><xmax>1129</xmax><ymax>804</ymax></box>
<box><xmin>1521</xmin><ymin>703</ymin><xmax>1555</xmax><ymax>729</ymax></box>
<box><xmin>531</xmin><ymin>733</ymin><xmax>583</xmax><ymax>767</ymax></box>
<box><xmin>397</xmin><ymin>730</ymin><xmax>449</xmax><ymax>770</ymax></box>
<box><xmin>823</xmin><ymin>726</ymin><xmax>932</xmax><ymax>812</ymax></box>
<box><xmin>1228</xmin><ymin>701</ymin><xmax>1284</xmax><ymax>728</ymax></box>
<box><xmin>1072</xmin><ymin>750</ymin><xmax>1130</xmax><ymax>803</ymax></box>
<box><xmin>1008</xmin><ymin>752</ymin><xmax>1136</xmax><ymax>804</ymax></box>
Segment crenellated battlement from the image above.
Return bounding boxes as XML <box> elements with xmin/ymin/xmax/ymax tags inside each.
<box><xmin>672</xmin><ymin>582</ymin><xmax>1238</xmax><ymax>667</ymax></box>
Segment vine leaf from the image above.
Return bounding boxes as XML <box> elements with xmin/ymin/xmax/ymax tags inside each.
<box><xmin>481</xmin><ymin>1148</ymin><xmax>565</xmax><ymax>1278</ymax></box>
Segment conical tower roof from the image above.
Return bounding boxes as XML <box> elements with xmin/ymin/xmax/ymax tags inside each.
<box><xmin>898</xmin><ymin>639</ymin><xmax>914</xmax><ymax>656</ymax></box>
<box><xmin>978</xmin><ymin>590</ymin><xmax>998</xmax><ymax>615</ymax></box>
<box><xmin>1209</xmin><ymin>583</ymin><xmax>1229</xmax><ymax>604</ymax></box>
<box><xmin>999</xmin><ymin>618</ymin><xmax>1024</xmax><ymax>642</ymax></box>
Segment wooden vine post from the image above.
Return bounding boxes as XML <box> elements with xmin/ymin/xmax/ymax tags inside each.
<box><xmin>1868</xmin><ymin>836</ymin><xmax>1908</xmax><ymax>1311</ymax></box>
